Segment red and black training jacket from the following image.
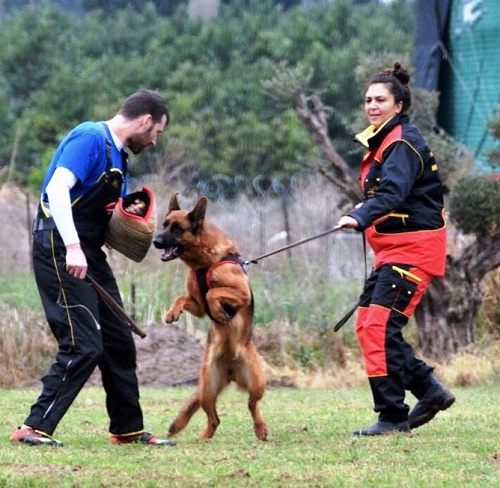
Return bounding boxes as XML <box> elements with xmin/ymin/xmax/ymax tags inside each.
<box><xmin>349</xmin><ymin>113</ymin><xmax>447</xmax><ymax>277</ymax></box>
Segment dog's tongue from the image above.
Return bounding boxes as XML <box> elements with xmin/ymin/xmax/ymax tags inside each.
<box><xmin>160</xmin><ymin>249</ymin><xmax>171</xmax><ymax>261</ymax></box>
<box><xmin>160</xmin><ymin>247</ymin><xmax>177</xmax><ymax>261</ymax></box>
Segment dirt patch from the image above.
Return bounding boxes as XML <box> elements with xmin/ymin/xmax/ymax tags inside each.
<box><xmin>88</xmin><ymin>324</ymin><xmax>205</xmax><ymax>386</ymax></box>
<box><xmin>135</xmin><ymin>325</ymin><xmax>204</xmax><ymax>386</ymax></box>
<box><xmin>87</xmin><ymin>325</ymin><xmax>295</xmax><ymax>388</ymax></box>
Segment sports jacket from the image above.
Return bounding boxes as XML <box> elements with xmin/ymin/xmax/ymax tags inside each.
<box><xmin>349</xmin><ymin>113</ymin><xmax>447</xmax><ymax>276</ymax></box>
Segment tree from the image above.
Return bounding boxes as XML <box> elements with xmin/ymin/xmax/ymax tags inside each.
<box><xmin>0</xmin><ymin>0</ymin><xmax>415</xmax><ymax>188</ymax></box>
<box><xmin>416</xmin><ymin>174</ymin><xmax>499</xmax><ymax>358</ymax></box>
<box><xmin>434</xmin><ymin>108</ymin><xmax>500</xmax><ymax>346</ymax></box>
<box><xmin>0</xmin><ymin>0</ymin><xmax>84</xmax><ymax>18</ymax></box>
<box><xmin>0</xmin><ymin>3</ymin><xmax>79</xmax><ymax>182</ymax></box>
<box><xmin>264</xmin><ymin>60</ymin><xmax>500</xmax><ymax>360</ymax></box>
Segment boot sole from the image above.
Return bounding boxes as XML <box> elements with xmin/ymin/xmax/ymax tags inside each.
<box><xmin>353</xmin><ymin>427</ymin><xmax>410</xmax><ymax>436</ymax></box>
<box><xmin>409</xmin><ymin>395</ymin><xmax>456</xmax><ymax>430</ymax></box>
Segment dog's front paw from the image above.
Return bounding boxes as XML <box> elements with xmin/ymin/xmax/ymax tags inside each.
<box><xmin>164</xmin><ymin>308</ymin><xmax>182</xmax><ymax>323</ymax></box>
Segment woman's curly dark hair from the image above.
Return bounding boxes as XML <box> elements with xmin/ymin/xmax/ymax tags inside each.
<box><xmin>366</xmin><ymin>61</ymin><xmax>412</xmax><ymax>112</ymax></box>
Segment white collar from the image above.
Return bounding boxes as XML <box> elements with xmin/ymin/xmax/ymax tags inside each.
<box><xmin>103</xmin><ymin>122</ymin><xmax>124</xmax><ymax>151</ymax></box>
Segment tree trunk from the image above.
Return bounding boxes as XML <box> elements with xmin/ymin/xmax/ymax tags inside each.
<box><xmin>294</xmin><ymin>91</ymin><xmax>362</xmax><ymax>203</ymax></box>
<box><xmin>294</xmin><ymin>89</ymin><xmax>500</xmax><ymax>359</ymax></box>
<box><xmin>415</xmin><ymin>232</ymin><xmax>500</xmax><ymax>360</ymax></box>
<box><xmin>188</xmin><ymin>0</ymin><xmax>220</xmax><ymax>19</ymax></box>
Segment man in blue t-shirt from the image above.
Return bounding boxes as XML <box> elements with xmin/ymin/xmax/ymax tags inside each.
<box><xmin>11</xmin><ymin>89</ymin><xmax>175</xmax><ymax>447</ymax></box>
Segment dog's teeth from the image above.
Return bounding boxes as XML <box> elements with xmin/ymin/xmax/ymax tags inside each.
<box><xmin>160</xmin><ymin>247</ymin><xmax>178</xmax><ymax>261</ymax></box>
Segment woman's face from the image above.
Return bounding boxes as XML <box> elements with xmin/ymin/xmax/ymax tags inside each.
<box><xmin>364</xmin><ymin>83</ymin><xmax>403</xmax><ymax>128</ymax></box>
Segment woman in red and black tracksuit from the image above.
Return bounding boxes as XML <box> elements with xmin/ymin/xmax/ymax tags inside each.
<box><xmin>336</xmin><ymin>62</ymin><xmax>455</xmax><ymax>436</ymax></box>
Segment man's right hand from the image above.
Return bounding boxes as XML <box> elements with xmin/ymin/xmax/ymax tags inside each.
<box><xmin>65</xmin><ymin>243</ymin><xmax>88</xmax><ymax>279</ymax></box>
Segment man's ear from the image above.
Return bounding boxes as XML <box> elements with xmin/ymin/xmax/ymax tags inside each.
<box><xmin>140</xmin><ymin>113</ymin><xmax>153</xmax><ymax>128</ymax></box>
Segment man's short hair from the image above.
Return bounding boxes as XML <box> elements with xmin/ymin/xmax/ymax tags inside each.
<box><xmin>119</xmin><ymin>89</ymin><xmax>170</xmax><ymax>125</ymax></box>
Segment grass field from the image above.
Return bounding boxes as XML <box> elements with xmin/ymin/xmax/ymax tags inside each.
<box><xmin>1</xmin><ymin>183</ymin><xmax>498</xmax><ymax>487</ymax></box>
<box><xmin>0</xmin><ymin>385</ymin><xmax>498</xmax><ymax>487</ymax></box>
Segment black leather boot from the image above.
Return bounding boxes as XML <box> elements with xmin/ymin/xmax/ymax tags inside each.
<box><xmin>352</xmin><ymin>420</ymin><xmax>410</xmax><ymax>436</ymax></box>
<box><xmin>408</xmin><ymin>375</ymin><xmax>455</xmax><ymax>429</ymax></box>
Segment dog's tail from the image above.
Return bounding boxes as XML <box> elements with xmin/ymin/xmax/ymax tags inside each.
<box><xmin>168</xmin><ymin>391</ymin><xmax>200</xmax><ymax>437</ymax></box>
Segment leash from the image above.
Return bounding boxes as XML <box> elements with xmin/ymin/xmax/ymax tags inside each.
<box><xmin>332</xmin><ymin>233</ymin><xmax>368</xmax><ymax>331</ymax></box>
<box><xmin>243</xmin><ymin>226</ymin><xmax>367</xmax><ymax>332</ymax></box>
<box><xmin>243</xmin><ymin>227</ymin><xmax>342</xmax><ymax>265</ymax></box>
<box><xmin>86</xmin><ymin>273</ymin><xmax>147</xmax><ymax>339</ymax></box>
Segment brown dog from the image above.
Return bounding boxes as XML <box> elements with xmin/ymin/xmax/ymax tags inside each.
<box><xmin>153</xmin><ymin>193</ymin><xmax>267</xmax><ymax>441</ymax></box>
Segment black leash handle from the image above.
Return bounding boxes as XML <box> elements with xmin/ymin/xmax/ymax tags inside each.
<box><xmin>86</xmin><ymin>273</ymin><xmax>147</xmax><ymax>339</ymax></box>
<box><xmin>333</xmin><ymin>300</ymin><xmax>359</xmax><ymax>332</ymax></box>
<box><xmin>332</xmin><ymin>233</ymin><xmax>367</xmax><ymax>332</ymax></box>
<box><xmin>244</xmin><ymin>227</ymin><xmax>341</xmax><ymax>265</ymax></box>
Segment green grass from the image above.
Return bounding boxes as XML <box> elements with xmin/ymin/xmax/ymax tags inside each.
<box><xmin>0</xmin><ymin>271</ymin><xmax>40</xmax><ymax>310</ymax></box>
<box><xmin>0</xmin><ymin>386</ymin><xmax>498</xmax><ymax>487</ymax></box>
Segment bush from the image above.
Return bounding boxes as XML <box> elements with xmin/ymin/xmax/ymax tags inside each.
<box><xmin>449</xmin><ymin>176</ymin><xmax>500</xmax><ymax>236</ymax></box>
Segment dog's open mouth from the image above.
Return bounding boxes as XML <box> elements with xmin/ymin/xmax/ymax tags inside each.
<box><xmin>159</xmin><ymin>246</ymin><xmax>180</xmax><ymax>262</ymax></box>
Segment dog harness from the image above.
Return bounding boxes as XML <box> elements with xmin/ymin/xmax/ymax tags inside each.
<box><xmin>193</xmin><ymin>253</ymin><xmax>247</xmax><ymax>322</ymax></box>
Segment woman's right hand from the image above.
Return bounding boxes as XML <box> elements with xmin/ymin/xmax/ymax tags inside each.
<box><xmin>335</xmin><ymin>215</ymin><xmax>360</xmax><ymax>230</ymax></box>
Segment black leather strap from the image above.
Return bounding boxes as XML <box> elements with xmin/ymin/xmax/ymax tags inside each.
<box><xmin>32</xmin><ymin>217</ymin><xmax>56</xmax><ymax>233</ymax></box>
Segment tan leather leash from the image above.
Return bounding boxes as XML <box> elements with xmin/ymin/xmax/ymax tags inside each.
<box><xmin>86</xmin><ymin>273</ymin><xmax>147</xmax><ymax>339</ymax></box>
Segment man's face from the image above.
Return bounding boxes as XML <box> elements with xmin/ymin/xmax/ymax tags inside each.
<box><xmin>127</xmin><ymin>114</ymin><xmax>167</xmax><ymax>154</ymax></box>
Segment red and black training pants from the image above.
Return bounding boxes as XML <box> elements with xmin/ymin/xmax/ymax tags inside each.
<box><xmin>355</xmin><ymin>263</ymin><xmax>434</xmax><ymax>422</ymax></box>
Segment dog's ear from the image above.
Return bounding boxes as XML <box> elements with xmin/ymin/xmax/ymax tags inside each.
<box><xmin>168</xmin><ymin>192</ymin><xmax>181</xmax><ymax>212</ymax></box>
<box><xmin>188</xmin><ymin>196</ymin><xmax>208</xmax><ymax>233</ymax></box>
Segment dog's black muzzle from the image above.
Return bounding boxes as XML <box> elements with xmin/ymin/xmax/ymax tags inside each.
<box><xmin>153</xmin><ymin>232</ymin><xmax>182</xmax><ymax>262</ymax></box>
<box><xmin>152</xmin><ymin>232</ymin><xmax>167</xmax><ymax>249</ymax></box>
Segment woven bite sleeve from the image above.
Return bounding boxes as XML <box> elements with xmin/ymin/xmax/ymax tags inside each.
<box><xmin>104</xmin><ymin>184</ymin><xmax>157</xmax><ymax>262</ymax></box>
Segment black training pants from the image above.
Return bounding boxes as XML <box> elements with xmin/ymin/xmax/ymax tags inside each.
<box><xmin>25</xmin><ymin>228</ymin><xmax>143</xmax><ymax>436</ymax></box>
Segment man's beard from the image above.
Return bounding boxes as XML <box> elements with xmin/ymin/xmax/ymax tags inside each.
<box><xmin>126</xmin><ymin>130</ymin><xmax>152</xmax><ymax>154</ymax></box>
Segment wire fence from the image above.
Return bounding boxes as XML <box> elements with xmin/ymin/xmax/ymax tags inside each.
<box><xmin>0</xmin><ymin>174</ymin><xmax>372</xmax><ymax>283</ymax></box>
<box><xmin>0</xmin><ymin>185</ymin><xmax>35</xmax><ymax>273</ymax></box>
<box><xmin>2</xmin><ymin>174</ymin><xmax>473</xmax><ymax>333</ymax></box>
<box><xmin>170</xmin><ymin>173</ymin><xmax>372</xmax><ymax>282</ymax></box>
<box><xmin>2</xmin><ymin>170</ymin><xmax>471</xmax><ymax>284</ymax></box>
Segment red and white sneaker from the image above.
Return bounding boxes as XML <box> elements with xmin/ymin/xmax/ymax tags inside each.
<box><xmin>109</xmin><ymin>431</ymin><xmax>176</xmax><ymax>446</ymax></box>
<box><xmin>10</xmin><ymin>425</ymin><xmax>63</xmax><ymax>446</ymax></box>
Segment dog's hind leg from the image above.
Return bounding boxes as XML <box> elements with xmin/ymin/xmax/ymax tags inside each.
<box><xmin>168</xmin><ymin>391</ymin><xmax>200</xmax><ymax>437</ymax></box>
<box><xmin>235</xmin><ymin>345</ymin><xmax>268</xmax><ymax>441</ymax></box>
<box><xmin>198</xmin><ymin>398</ymin><xmax>220</xmax><ymax>440</ymax></box>
<box><xmin>248</xmin><ymin>392</ymin><xmax>267</xmax><ymax>441</ymax></box>
<box><xmin>198</xmin><ymin>359</ymin><xmax>228</xmax><ymax>439</ymax></box>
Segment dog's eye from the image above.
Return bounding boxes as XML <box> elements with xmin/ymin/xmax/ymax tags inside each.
<box><xmin>171</xmin><ymin>222</ymin><xmax>185</xmax><ymax>236</ymax></box>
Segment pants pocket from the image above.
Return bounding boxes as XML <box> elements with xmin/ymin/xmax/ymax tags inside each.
<box><xmin>370</xmin><ymin>264</ymin><xmax>419</xmax><ymax>314</ymax></box>
<box><xmin>392</xmin><ymin>272</ymin><xmax>418</xmax><ymax>314</ymax></box>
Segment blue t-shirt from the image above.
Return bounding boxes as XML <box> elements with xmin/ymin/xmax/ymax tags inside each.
<box><xmin>41</xmin><ymin>121</ymin><xmax>127</xmax><ymax>202</ymax></box>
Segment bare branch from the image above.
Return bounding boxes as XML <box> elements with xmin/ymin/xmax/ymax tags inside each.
<box><xmin>294</xmin><ymin>90</ymin><xmax>362</xmax><ymax>205</ymax></box>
